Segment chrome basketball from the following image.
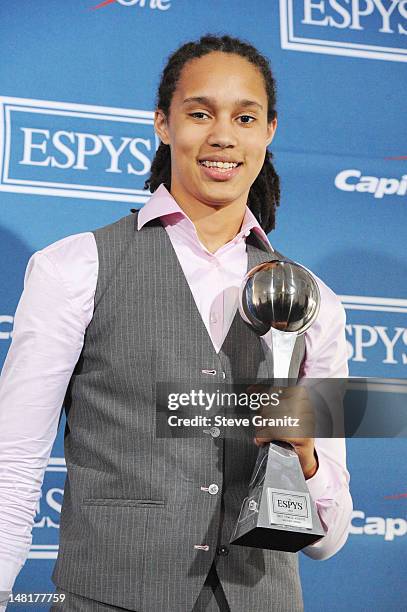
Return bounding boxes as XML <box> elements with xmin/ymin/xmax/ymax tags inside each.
<box><xmin>239</xmin><ymin>260</ymin><xmax>321</xmax><ymax>336</ymax></box>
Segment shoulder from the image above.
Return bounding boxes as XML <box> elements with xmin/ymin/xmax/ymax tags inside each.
<box><xmin>92</xmin><ymin>212</ymin><xmax>136</xmax><ymax>242</ymax></box>
<box><xmin>308</xmin><ymin>270</ymin><xmax>345</xmax><ymax>327</ymax></box>
<box><xmin>32</xmin><ymin>231</ymin><xmax>97</xmax><ymax>279</ymax></box>
<box><xmin>24</xmin><ymin>232</ymin><xmax>98</xmax><ymax>314</ymax></box>
<box><xmin>30</xmin><ymin>212</ymin><xmax>136</xmax><ymax>279</ymax></box>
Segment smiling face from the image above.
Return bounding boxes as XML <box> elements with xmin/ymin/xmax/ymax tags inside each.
<box><xmin>154</xmin><ymin>51</ymin><xmax>277</xmax><ymax>213</ymax></box>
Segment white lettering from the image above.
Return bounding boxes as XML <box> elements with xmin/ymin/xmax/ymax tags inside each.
<box><xmin>350</xmin><ymin>510</ymin><xmax>365</xmax><ymax>534</ymax></box>
<box><xmin>46</xmin><ymin>488</ymin><xmax>63</xmax><ymax>515</ymax></box>
<box><xmin>117</xmin><ymin>0</ymin><xmax>171</xmax><ymax>8</ymax></box>
<box><xmin>328</xmin><ymin>0</ymin><xmax>351</xmax><ymax>28</ymax></box>
<box><xmin>152</xmin><ymin>0</ymin><xmax>171</xmax><ymax>8</ymax></box>
<box><xmin>350</xmin><ymin>511</ymin><xmax>407</xmax><ymax>540</ymax></box>
<box><xmin>397</xmin><ymin>175</ymin><xmax>407</xmax><ymax>195</ymax></box>
<box><xmin>127</xmin><ymin>138</ymin><xmax>152</xmax><ymax>175</ymax></box>
<box><xmin>346</xmin><ymin>324</ymin><xmax>407</xmax><ymax>365</ymax></box>
<box><xmin>51</xmin><ymin>131</ymin><xmax>76</xmax><ymax>169</ymax></box>
<box><xmin>375</xmin><ymin>177</ymin><xmax>399</xmax><ymax>198</ymax></box>
<box><xmin>335</xmin><ymin>169</ymin><xmax>361</xmax><ymax>191</ymax></box>
<box><xmin>355</xmin><ymin>175</ymin><xmax>379</xmax><ymax>194</ymax></box>
<box><xmin>302</xmin><ymin>0</ymin><xmax>329</xmax><ymax>25</ymax></box>
<box><xmin>399</xmin><ymin>0</ymin><xmax>407</xmax><ymax>33</ymax></box>
<box><xmin>73</xmin><ymin>133</ymin><xmax>103</xmax><ymax>170</ymax></box>
<box><xmin>335</xmin><ymin>170</ymin><xmax>407</xmax><ymax>199</ymax></box>
<box><xmin>402</xmin><ymin>329</ymin><xmax>407</xmax><ymax>365</ymax></box>
<box><xmin>99</xmin><ymin>135</ymin><xmax>132</xmax><ymax>173</ymax></box>
<box><xmin>364</xmin><ymin>515</ymin><xmax>386</xmax><ymax>535</ymax></box>
<box><xmin>375</xmin><ymin>326</ymin><xmax>404</xmax><ymax>364</ymax></box>
<box><xmin>350</xmin><ymin>0</ymin><xmax>374</xmax><ymax>30</ymax></box>
<box><xmin>345</xmin><ymin>324</ymin><xmax>354</xmax><ymax>360</ymax></box>
<box><xmin>384</xmin><ymin>517</ymin><xmax>407</xmax><ymax>541</ymax></box>
<box><xmin>0</xmin><ymin>315</ymin><xmax>13</xmax><ymax>340</ymax></box>
<box><xmin>19</xmin><ymin>128</ymin><xmax>51</xmax><ymax>167</ymax></box>
<box><xmin>300</xmin><ymin>0</ymin><xmax>407</xmax><ymax>34</ymax></box>
<box><xmin>117</xmin><ymin>0</ymin><xmax>143</xmax><ymax>5</ymax></box>
<box><xmin>352</xmin><ymin>325</ymin><xmax>378</xmax><ymax>362</ymax></box>
<box><xmin>372</xmin><ymin>0</ymin><xmax>399</xmax><ymax>34</ymax></box>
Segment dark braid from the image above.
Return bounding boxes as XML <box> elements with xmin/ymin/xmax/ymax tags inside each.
<box><xmin>144</xmin><ymin>34</ymin><xmax>280</xmax><ymax>234</ymax></box>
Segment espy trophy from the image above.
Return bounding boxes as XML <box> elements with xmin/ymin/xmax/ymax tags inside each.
<box><xmin>229</xmin><ymin>260</ymin><xmax>326</xmax><ymax>552</ymax></box>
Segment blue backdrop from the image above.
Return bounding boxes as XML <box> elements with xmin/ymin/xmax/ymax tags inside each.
<box><xmin>0</xmin><ymin>1</ymin><xmax>406</xmax><ymax>610</ymax></box>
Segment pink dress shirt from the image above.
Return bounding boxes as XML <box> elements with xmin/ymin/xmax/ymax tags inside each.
<box><xmin>0</xmin><ymin>183</ymin><xmax>352</xmax><ymax>598</ymax></box>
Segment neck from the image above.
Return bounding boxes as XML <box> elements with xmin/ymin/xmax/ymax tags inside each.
<box><xmin>170</xmin><ymin>189</ymin><xmax>247</xmax><ymax>254</ymax></box>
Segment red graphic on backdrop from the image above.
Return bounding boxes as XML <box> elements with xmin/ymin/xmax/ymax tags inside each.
<box><xmin>91</xmin><ymin>0</ymin><xmax>115</xmax><ymax>9</ymax></box>
<box><xmin>384</xmin><ymin>493</ymin><xmax>407</xmax><ymax>499</ymax></box>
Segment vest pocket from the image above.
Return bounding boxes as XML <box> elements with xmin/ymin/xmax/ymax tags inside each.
<box><xmin>83</xmin><ymin>498</ymin><xmax>165</xmax><ymax>507</ymax></box>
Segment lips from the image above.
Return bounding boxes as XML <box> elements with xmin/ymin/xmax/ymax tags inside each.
<box><xmin>198</xmin><ymin>159</ymin><xmax>242</xmax><ymax>182</ymax></box>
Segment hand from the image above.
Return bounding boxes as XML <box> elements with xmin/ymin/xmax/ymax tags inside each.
<box><xmin>248</xmin><ymin>384</ymin><xmax>319</xmax><ymax>479</ymax></box>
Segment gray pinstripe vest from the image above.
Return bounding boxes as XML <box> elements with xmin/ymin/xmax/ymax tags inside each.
<box><xmin>52</xmin><ymin>212</ymin><xmax>305</xmax><ymax>612</ymax></box>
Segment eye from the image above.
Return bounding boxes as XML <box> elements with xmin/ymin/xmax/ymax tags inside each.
<box><xmin>189</xmin><ymin>112</ymin><xmax>210</xmax><ymax>120</ymax></box>
<box><xmin>238</xmin><ymin>115</ymin><xmax>256</xmax><ymax>124</ymax></box>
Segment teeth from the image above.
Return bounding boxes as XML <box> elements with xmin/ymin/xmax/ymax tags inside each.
<box><xmin>200</xmin><ymin>160</ymin><xmax>239</xmax><ymax>169</ymax></box>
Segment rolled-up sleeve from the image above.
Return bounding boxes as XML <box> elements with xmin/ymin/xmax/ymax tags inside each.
<box><xmin>300</xmin><ymin>277</ymin><xmax>353</xmax><ymax>560</ymax></box>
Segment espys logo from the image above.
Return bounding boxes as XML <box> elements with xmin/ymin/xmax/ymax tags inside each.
<box><xmin>0</xmin><ymin>96</ymin><xmax>157</xmax><ymax>204</ymax></box>
<box><xmin>335</xmin><ymin>169</ymin><xmax>407</xmax><ymax>199</ymax></box>
<box><xmin>350</xmin><ymin>510</ymin><xmax>407</xmax><ymax>541</ymax></box>
<box><xmin>91</xmin><ymin>0</ymin><xmax>171</xmax><ymax>10</ymax></box>
<box><xmin>31</xmin><ymin>457</ymin><xmax>66</xmax><ymax>559</ymax></box>
<box><xmin>342</xmin><ymin>296</ymin><xmax>407</xmax><ymax>372</ymax></box>
<box><xmin>279</xmin><ymin>0</ymin><xmax>407</xmax><ymax>62</ymax></box>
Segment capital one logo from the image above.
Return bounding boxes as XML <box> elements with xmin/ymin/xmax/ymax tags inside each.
<box><xmin>0</xmin><ymin>96</ymin><xmax>157</xmax><ymax>203</ymax></box>
<box><xmin>335</xmin><ymin>169</ymin><xmax>407</xmax><ymax>199</ymax></box>
<box><xmin>350</xmin><ymin>510</ymin><xmax>407</xmax><ymax>541</ymax></box>
<box><xmin>91</xmin><ymin>0</ymin><xmax>171</xmax><ymax>9</ymax></box>
<box><xmin>279</xmin><ymin>0</ymin><xmax>407</xmax><ymax>62</ymax></box>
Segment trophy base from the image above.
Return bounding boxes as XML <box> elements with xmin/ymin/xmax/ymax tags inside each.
<box><xmin>230</xmin><ymin>525</ymin><xmax>324</xmax><ymax>553</ymax></box>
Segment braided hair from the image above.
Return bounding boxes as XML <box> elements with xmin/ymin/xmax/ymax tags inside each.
<box><xmin>144</xmin><ymin>34</ymin><xmax>280</xmax><ymax>234</ymax></box>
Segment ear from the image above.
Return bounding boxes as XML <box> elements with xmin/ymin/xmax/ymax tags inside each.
<box><xmin>265</xmin><ymin>116</ymin><xmax>277</xmax><ymax>148</ymax></box>
<box><xmin>154</xmin><ymin>109</ymin><xmax>170</xmax><ymax>145</ymax></box>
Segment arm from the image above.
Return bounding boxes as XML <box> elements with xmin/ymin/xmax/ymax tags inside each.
<box><xmin>300</xmin><ymin>279</ymin><xmax>352</xmax><ymax>560</ymax></box>
<box><xmin>0</xmin><ymin>233</ymin><xmax>97</xmax><ymax>606</ymax></box>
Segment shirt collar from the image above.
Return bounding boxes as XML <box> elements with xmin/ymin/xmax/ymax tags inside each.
<box><xmin>137</xmin><ymin>183</ymin><xmax>273</xmax><ymax>251</ymax></box>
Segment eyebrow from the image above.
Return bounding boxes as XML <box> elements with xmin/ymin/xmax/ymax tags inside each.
<box><xmin>182</xmin><ymin>96</ymin><xmax>263</xmax><ymax>111</ymax></box>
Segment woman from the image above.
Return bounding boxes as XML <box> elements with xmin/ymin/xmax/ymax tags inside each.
<box><xmin>0</xmin><ymin>34</ymin><xmax>352</xmax><ymax>612</ymax></box>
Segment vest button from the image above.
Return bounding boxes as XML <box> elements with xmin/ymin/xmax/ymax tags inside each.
<box><xmin>210</xmin><ymin>426</ymin><xmax>221</xmax><ymax>438</ymax></box>
<box><xmin>208</xmin><ymin>484</ymin><xmax>219</xmax><ymax>495</ymax></box>
<box><xmin>216</xmin><ymin>545</ymin><xmax>229</xmax><ymax>556</ymax></box>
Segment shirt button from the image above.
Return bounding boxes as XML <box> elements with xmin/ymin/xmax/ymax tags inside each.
<box><xmin>210</xmin><ymin>426</ymin><xmax>221</xmax><ymax>438</ymax></box>
<box><xmin>216</xmin><ymin>545</ymin><xmax>229</xmax><ymax>556</ymax></box>
<box><xmin>208</xmin><ymin>484</ymin><xmax>219</xmax><ymax>495</ymax></box>
<box><xmin>210</xmin><ymin>312</ymin><xmax>218</xmax><ymax>324</ymax></box>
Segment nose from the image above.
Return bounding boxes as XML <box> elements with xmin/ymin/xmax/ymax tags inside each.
<box><xmin>206</xmin><ymin>115</ymin><xmax>238</xmax><ymax>149</ymax></box>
